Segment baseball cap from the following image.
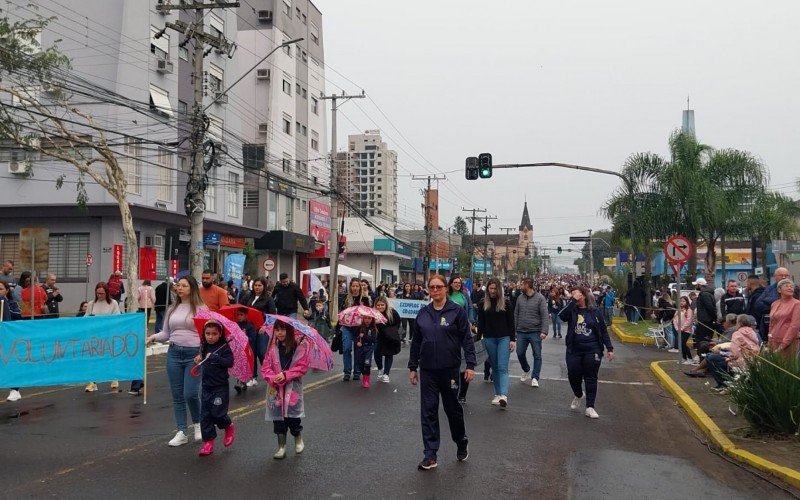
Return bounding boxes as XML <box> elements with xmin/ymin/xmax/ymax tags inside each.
<box><xmin>692</xmin><ymin>277</ymin><xmax>707</xmax><ymax>286</ymax></box>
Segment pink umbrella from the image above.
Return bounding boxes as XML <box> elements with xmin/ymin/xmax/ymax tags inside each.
<box><xmin>338</xmin><ymin>305</ymin><xmax>387</xmax><ymax>327</ymax></box>
<box><xmin>263</xmin><ymin>314</ymin><xmax>334</xmax><ymax>372</ymax></box>
<box><xmin>194</xmin><ymin>309</ymin><xmax>254</xmax><ymax>382</ymax></box>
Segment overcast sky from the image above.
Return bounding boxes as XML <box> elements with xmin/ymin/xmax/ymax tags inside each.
<box><xmin>313</xmin><ymin>0</ymin><xmax>800</xmax><ymax>266</ymax></box>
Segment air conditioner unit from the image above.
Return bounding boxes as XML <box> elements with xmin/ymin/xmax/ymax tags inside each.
<box><xmin>257</xmin><ymin>10</ymin><xmax>273</xmax><ymax>22</ymax></box>
<box><xmin>258</xmin><ymin>123</ymin><xmax>269</xmax><ymax>134</ymax></box>
<box><xmin>256</xmin><ymin>68</ymin><xmax>270</xmax><ymax>80</ymax></box>
<box><xmin>156</xmin><ymin>58</ymin><xmax>173</xmax><ymax>74</ymax></box>
<box><xmin>8</xmin><ymin>161</ymin><xmax>27</xmax><ymax>175</ymax></box>
<box><xmin>213</xmin><ymin>91</ymin><xmax>228</xmax><ymax>104</ymax></box>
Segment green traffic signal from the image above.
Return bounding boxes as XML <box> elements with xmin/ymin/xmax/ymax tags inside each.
<box><xmin>478</xmin><ymin>153</ymin><xmax>492</xmax><ymax>178</ymax></box>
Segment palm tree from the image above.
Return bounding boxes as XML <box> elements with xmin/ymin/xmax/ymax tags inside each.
<box><xmin>745</xmin><ymin>192</ymin><xmax>800</xmax><ymax>279</ymax></box>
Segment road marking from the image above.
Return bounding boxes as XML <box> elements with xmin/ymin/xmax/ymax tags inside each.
<box><xmin>541</xmin><ymin>377</ymin><xmax>654</xmax><ymax>386</ymax></box>
<box><xmin>13</xmin><ymin>372</ymin><xmax>342</xmax><ymax>494</ymax></box>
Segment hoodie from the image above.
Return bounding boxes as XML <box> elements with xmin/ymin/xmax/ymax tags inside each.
<box><xmin>408</xmin><ymin>299</ymin><xmax>476</xmax><ymax>371</ymax></box>
<box><xmin>200</xmin><ymin>339</ymin><xmax>234</xmax><ymax>389</ymax></box>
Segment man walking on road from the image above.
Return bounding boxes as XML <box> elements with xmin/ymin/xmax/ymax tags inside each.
<box><xmin>272</xmin><ymin>273</ymin><xmax>309</xmax><ymax>318</ymax></box>
<box><xmin>199</xmin><ymin>270</ymin><xmax>229</xmax><ymax>312</ymax></box>
<box><xmin>514</xmin><ymin>278</ymin><xmax>550</xmax><ymax>388</ymax></box>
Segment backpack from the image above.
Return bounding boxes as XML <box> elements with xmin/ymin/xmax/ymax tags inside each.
<box><xmin>108</xmin><ymin>278</ymin><xmax>122</xmax><ymax>298</ymax></box>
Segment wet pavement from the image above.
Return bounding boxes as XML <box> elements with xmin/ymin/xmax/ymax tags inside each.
<box><xmin>0</xmin><ymin>332</ymin><xmax>796</xmax><ymax>499</ymax></box>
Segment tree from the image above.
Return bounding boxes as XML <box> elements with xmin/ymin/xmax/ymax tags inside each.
<box><xmin>453</xmin><ymin>216</ymin><xmax>468</xmax><ymax>237</ymax></box>
<box><xmin>0</xmin><ymin>13</ymin><xmax>139</xmax><ymax>304</ymax></box>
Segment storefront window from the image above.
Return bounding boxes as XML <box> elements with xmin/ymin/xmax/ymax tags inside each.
<box><xmin>268</xmin><ymin>191</ymin><xmax>278</xmax><ymax>230</ymax></box>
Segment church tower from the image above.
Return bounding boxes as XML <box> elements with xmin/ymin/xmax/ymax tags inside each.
<box><xmin>519</xmin><ymin>201</ymin><xmax>533</xmax><ymax>249</ymax></box>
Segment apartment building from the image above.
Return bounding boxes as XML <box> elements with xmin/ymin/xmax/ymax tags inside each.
<box><xmin>336</xmin><ymin>130</ymin><xmax>397</xmax><ymax>226</ymax></box>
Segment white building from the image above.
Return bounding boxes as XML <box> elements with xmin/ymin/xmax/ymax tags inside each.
<box><xmin>336</xmin><ymin>130</ymin><xmax>397</xmax><ymax>226</ymax></box>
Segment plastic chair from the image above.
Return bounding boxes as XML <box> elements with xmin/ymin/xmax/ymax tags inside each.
<box><xmin>644</xmin><ymin>321</ymin><xmax>670</xmax><ymax>349</ymax></box>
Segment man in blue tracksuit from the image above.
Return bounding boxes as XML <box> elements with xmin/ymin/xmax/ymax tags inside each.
<box><xmin>409</xmin><ymin>275</ymin><xmax>476</xmax><ymax>471</ymax></box>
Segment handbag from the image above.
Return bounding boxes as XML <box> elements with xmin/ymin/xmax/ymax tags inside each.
<box><xmin>330</xmin><ymin>328</ymin><xmax>343</xmax><ymax>354</ymax></box>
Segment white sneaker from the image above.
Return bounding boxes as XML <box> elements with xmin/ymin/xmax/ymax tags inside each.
<box><xmin>498</xmin><ymin>395</ymin><xmax>508</xmax><ymax>408</ymax></box>
<box><xmin>520</xmin><ymin>372</ymin><xmax>530</xmax><ymax>382</ymax></box>
<box><xmin>377</xmin><ymin>370</ymin><xmax>384</xmax><ymax>378</ymax></box>
<box><xmin>530</xmin><ymin>378</ymin><xmax>539</xmax><ymax>388</ymax></box>
<box><xmin>194</xmin><ymin>424</ymin><xmax>202</xmax><ymax>442</ymax></box>
<box><xmin>246</xmin><ymin>378</ymin><xmax>258</xmax><ymax>387</ymax></box>
<box><xmin>667</xmin><ymin>348</ymin><xmax>679</xmax><ymax>353</ymax></box>
<box><xmin>570</xmin><ymin>395</ymin><xmax>584</xmax><ymax>411</ymax></box>
<box><xmin>381</xmin><ymin>374</ymin><xmax>390</xmax><ymax>383</ymax></box>
<box><xmin>585</xmin><ymin>407</ymin><xmax>599</xmax><ymax>419</ymax></box>
<box><xmin>681</xmin><ymin>359</ymin><xmax>694</xmax><ymax>365</ymax></box>
<box><xmin>168</xmin><ymin>431</ymin><xmax>188</xmax><ymax>447</ymax></box>
<box><xmin>491</xmin><ymin>395</ymin><xmax>501</xmax><ymax>406</ymax></box>
<box><xmin>6</xmin><ymin>390</ymin><xmax>21</xmax><ymax>402</ymax></box>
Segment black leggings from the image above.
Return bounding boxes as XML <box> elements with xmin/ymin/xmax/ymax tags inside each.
<box><xmin>566</xmin><ymin>351</ymin><xmax>602</xmax><ymax>408</ymax></box>
<box><xmin>680</xmin><ymin>331</ymin><xmax>693</xmax><ymax>360</ymax></box>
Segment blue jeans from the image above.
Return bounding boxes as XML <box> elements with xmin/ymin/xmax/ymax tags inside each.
<box><xmin>516</xmin><ymin>332</ymin><xmax>542</xmax><ymax>379</ymax></box>
<box><xmin>375</xmin><ymin>352</ymin><xmax>394</xmax><ymax>374</ymax></box>
<box><xmin>288</xmin><ymin>312</ymin><xmax>298</xmax><ymax>319</ymax></box>
<box><xmin>166</xmin><ymin>344</ymin><xmax>201</xmax><ymax>433</ymax></box>
<box><xmin>664</xmin><ymin>324</ymin><xmax>677</xmax><ymax>349</ymax></box>
<box><xmin>706</xmin><ymin>353</ymin><xmax>730</xmax><ymax>388</ymax></box>
<box><xmin>154</xmin><ymin>309</ymin><xmax>165</xmax><ymax>333</ymax></box>
<box><xmin>483</xmin><ymin>336</ymin><xmax>510</xmax><ymax>396</ymax></box>
<box><xmin>551</xmin><ymin>312</ymin><xmax>562</xmax><ymax>337</ymax></box>
<box><xmin>341</xmin><ymin>326</ymin><xmax>358</xmax><ymax>375</ymax></box>
<box><xmin>604</xmin><ymin>307</ymin><xmax>613</xmax><ymax>326</ymax></box>
<box><xmin>630</xmin><ymin>307</ymin><xmax>642</xmax><ymax>323</ymax></box>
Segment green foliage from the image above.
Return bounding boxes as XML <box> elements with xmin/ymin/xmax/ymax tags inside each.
<box><xmin>728</xmin><ymin>351</ymin><xmax>800</xmax><ymax>437</ymax></box>
<box><xmin>0</xmin><ymin>9</ymin><xmax>70</xmax><ymax>87</ymax></box>
<box><xmin>453</xmin><ymin>216</ymin><xmax>468</xmax><ymax>237</ymax></box>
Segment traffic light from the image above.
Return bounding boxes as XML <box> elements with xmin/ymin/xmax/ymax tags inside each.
<box><xmin>557</xmin><ymin>246</ymin><xmax>562</xmax><ymax>254</ymax></box>
<box><xmin>465</xmin><ymin>156</ymin><xmax>479</xmax><ymax>180</ymax></box>
<box><xmin>478</xmin><ymin>153</ymin><xmax>492</xmax><ymax>178</ymax></box>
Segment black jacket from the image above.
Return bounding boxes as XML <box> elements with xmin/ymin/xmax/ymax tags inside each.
<box><xmin>719</xmin><ymin>292</ymin><xmax>745</xmax><ymax>319</ymax></box>
<box><xmin>476</xmin><ymin>298</ymin><xmax>515</xmax><ymax>340</ymax></box>
<box><xmin>154</xmin><ymin>282</ymin><xmax>173</xmax><ymax>313</ymax></box>
<box><xmin>271</xmin><ymin>282</ymin><xmax>309</xmax><ymax>316</ymax></box>
<box><xmin>42</xmin><ymin>285</ymin><xmax>63</xmax><ymax>317</ymax></box>
<box><xmin>239</xmin><ymin>291</ymin><xmax>276</xmax><ymax>316</ymax></box>
<box><xmin>696</xmin><ymin>286</ymin><xmax>717</xmax><ymax>324</ymax></box>
<box><xmin>656</xmin><ymin>297</ymin><xmax>676</xmax><ymax>322</ymax></box>
<box><xmin>745</xmin><ymin>286</ymin><xmax>766</xmax><ymax>326</ymax></box>
<box><xmin>558</xmin><ymin>300</ymin><xmax>613</xmax><ymax>355</ymax></box>
<box><xmin>377</xmin><ymin>309</ymin><xmax>402</xmax><ymax>356</ymax></box>
<box><xmin>408</xmin><ymin>299</ymin><xmax>476</xmax><ymax>371</ymax></box>
<box><xmin>200</xmin><ymin>340</ymin><xmax>234</xmax><ymax>389</ymax></box>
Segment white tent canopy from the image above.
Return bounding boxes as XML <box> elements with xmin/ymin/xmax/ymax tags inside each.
<box><xmin>300</xmin><ymin>264</ymin><xmax>373</xmax><ymax>280</ymax></box>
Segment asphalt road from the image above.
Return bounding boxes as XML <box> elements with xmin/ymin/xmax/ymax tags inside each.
<box><xmin>0</xmin><ymin>331</ymin><xmax>796</xmax><ymax>499</ymax></box>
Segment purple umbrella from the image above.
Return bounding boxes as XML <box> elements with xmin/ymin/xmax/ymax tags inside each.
<box><xmin>263</xmin><ymin>314</ymin><xmax>334</xmax><ymax>372</ymax></box>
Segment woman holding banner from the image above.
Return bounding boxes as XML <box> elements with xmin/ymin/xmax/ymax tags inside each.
<box><xmin>148</xmin><ymin>276</ymin><xmax>207</xmax><ymax>447</ymax></box>
<box><xmin>1</xmin><ymin>279</ymin><xmax>23</xmax><ymax>402</ymax></box>
<box><xmin>84</xmin><ymin>282</ymin><xmax>121</xmax><ymax>393</ymax></box>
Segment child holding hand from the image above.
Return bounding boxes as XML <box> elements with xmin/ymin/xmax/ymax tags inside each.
<box><xmin>354</xmin><ymin>316</ymin><xmax>377</xmax><ymax>388</ymax></box>
<box><xmin>195</xmin><ymin>320</ymin><xmax>235</xmax><ymax>456</ymax></box>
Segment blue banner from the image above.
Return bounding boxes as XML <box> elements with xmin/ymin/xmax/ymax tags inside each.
<box><xmin>223</xmin><ymin>253</ymin><xmax>246</xmax><ymax>288</ymax></box>
<box><xmin>0</xmin><ymin>314</ymin><xmax>145</xmax><ymax>388</ymax></box>
<box><xmin>391</xmin><ymin>298</ymin><xmax>429</xmax><ymax>319</ymax></box>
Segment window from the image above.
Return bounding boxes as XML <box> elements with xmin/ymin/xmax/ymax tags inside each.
<box><xmin>48</xmin><ymin>234</ymin><xmax>90</xmax><ymax>280</ymax></box>
<box><xmin>296</xmin><ymin>83</ymin><xmax>301</xmax><ymax>95</ymax></box>
<box><xmin>282</xmin><ymin>0</ymin><xmax>291</xmax><ymax>17</ymax></box>
<box><xmin>302</xmin><ymin>13</ymin><xmax>306</xmax><ymax>24</ymax></box>
<box><xmin>208</xmin><ymin>64</ymin><xmax>223</xmax><ymax>92</ymax></box>
<box><xmin>268</xmin><ymin>191</ymin><xmax>278</xmax><ymax>230</ymax></box>
<box><xmin>149</xmin><ymin>85</ymin><xmax>173</xmax><ymax>116</ymax></box>
<box><xmin>157</xmin><ymin>148</ymin><xmax>173</xmax><ymax>202</ymax></box>
<box><xmin>296</xmin><ymin>160</ymin><xmax>307</xmax><ymax>177</ymax></box>
<box><xmin>208</xmin><ymin>13</ymin><xmax>224</xmax><ymax>40</ymax></box>
<box><xmin>120</xmin><ymin>137</ymin><xmax>142</xmax><ymax>195</ymax></box>
<box><xmin>227</xmin><ymin>172</ymin><xmax>239</xmax><ymax>217</ymax></box>
<box><xmin>242</xmin><ymin>144</ymin><xmax>265</xmax><ymax>169</ymax></box>
<box><xmin>207</xmin><ymin>114</ymin><xmax>223</xmax><ymax>141</ymax></box>
<box><xmin>283</xmin><ymin>43</ymin><xmax>291</xmax><ymax>57</ymax></box>
<box><xmin>296</xmin><ymin>7</ymin><xmax>301</xmax><ymax>19</ymax></box>
<box><xmin>282</xmin><ymin>79</ymin><xmax>291</xmax><ymax>95</ymax></box>
<box><xmin>282</xmin><ymin>113</ymin><xmax>292</xmax><ymax>135</ymax></box>
<box><xmin>244</xmin><ymin>190</ymin><xmax>259</xmax><ymax>208</ymax></box>
<box><xmin>295</xmin><ymin>121</ymin><xmax>301</xmax><ymax>134</ymax></box>
<box><xmin>178</xmin><ymin>100</ymin><xmax>188</xmax><ymax>115</ymax></box>
<box><xmin>301</xmin><ymin>125</ymin><xmax>307</xmax><ymax>136</ymax></box>
<box><xmin>180</xmin><ymin>156</ymin><xmax>188</xmax><ymax>172</ymax></box>
<box><xmin>311</xmin><ymin>97</ymin><xmax>318</xmax><ymax>114</ymax></box>
<box><xmin>311</xmin><ymin>130</ymin><xmax>319</xmax><ymax>151</ymax></box>
<box><xmin>0</xmin><ymin>234</ymin><xmax>19</xmax><ymax>265</ymax></box>
<box><xmin>154</xmin><ymin>234</ymin><xmax>166</xmax><ymax>278</ymax></box>
<box><xmin>302</xmin><ymin>200</ymin><xmax>307</xmax><ymax>211</ymax></box>
<box><xmin>301</xmin><ymin>51</ymin><xmax>307</xmax><ymax>63</ymax></box>
<box><xmin>179</xmin><ymin>46</ymin><xmax>188</xmax><ymax>61</ymax></box>
<box><xmin>310</xmin><ymin>22</ymin><xmax>319</xmax><ymax>45</ymax></box>
<box><xmin>285</xmin><ymin>196</ymin><xmax>293</xmax><ymax>230</ymax></box>
<box><xmin>205</xmin><ymin>182</ymin><xmax>216</xmax><ymax>213</ymax></box>
<box><xmin>282</xmin><ymin>153</ymin><xmax>292</xmax><ymax>174</ymax></box>
<box><xmin>150</xmin><ymin>26</ymin><xmax>169</xmax><ymax>60</ymax></box>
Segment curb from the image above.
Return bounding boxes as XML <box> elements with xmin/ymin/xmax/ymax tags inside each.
<box><xmin>650</xmin><ymin>360</ymin><xmax>800</xmax><ymax>490</ymax></box>
<box><xmin>610</xmin><ymin>324</ymin><xmax>646</xmax><ymax>344</ymax></box>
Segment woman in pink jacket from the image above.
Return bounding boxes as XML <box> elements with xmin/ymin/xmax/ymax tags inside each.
<box><xmin>707</xmin><ymin>314</ymin><xmax>760</xmax><ymax>391</ymax></box>
<box><xmin>137</xmin><ymin>280</ymin><xmax>157</xmax><ymax>328</ymax></box>
<box><xmin>673</xmin><ymin>296</ymin><xmax>695</xmax><ymax>364</ymax></box>
<box><xmin>767</xmin><ymin>279</ymin><xmax>800</xmax><ymax>354</ymax></box>
<box><xmin>262</xmin><ymin>319</ymin><xmax>311</xmax><ymax>459</ymax></box>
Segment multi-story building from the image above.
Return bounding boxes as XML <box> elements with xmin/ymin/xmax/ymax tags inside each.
<box><xmin>236</xmin><ymin>0</ymin><xmax>329</xmax><ymax>278</ymax></box>
<box><xmin>0</xmin><ymin>1</ymin><xmax>328</xmax><ymax>310</ymax></box>
<box><xmin>336</xmin><ymin>130</ymin><xmax>397</xmax><ymax>226</ymax></box>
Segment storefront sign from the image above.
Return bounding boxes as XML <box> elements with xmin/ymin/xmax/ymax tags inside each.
<box><xmin>220</xmin><ymin>234</ymin><xmax>246</xmax><ymax>248</ymax></box>
<box><xmin>204</xmin><ymin>232</ymin><xmax>221</xmax><ymax>245</ymax></box>
<box><xmin>113</xmin><ymin>244</ymin><xmax>123</xmax><ymax>273</ymax></box>
<box><xmin>170</xmin><ymin>259</ymin><xmax>179</xmax><ymax>278</ymax></box>
<box><xmin>268</xmin><ymin>177</ymin><xmax>296</xmax><ymax>197</ymax></box>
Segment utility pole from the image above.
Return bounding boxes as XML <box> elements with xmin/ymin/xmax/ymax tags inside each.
<box><xmin>462</xmin><ymin>207</ymin><xmax>487</xmax><ymax>287</ymax></box>
<box><xmin>319</xmin><ymin>90</ymin><xmax>365</xmax><ymax>320</ymax></box>
<box><xmin>588</xmin><ymin>228</ymin><xmax>594</xmax><ymax>285</ymax></box>
<box><xmin>482</xmin><ymin>214</ymin><xmax>498</xmax><ymax>281</ymax></box>
<box><xmin>157</xmin><ymin>1</ymin><xmax>238</xmax><ymax>279</ymax></box>
<box><xmin>500</xmin><ymin>227</ymin><xmax>514</xmax><ymax>281</ymax></box>
<box><xmin>412</xmin><ymin>174</ymin><xmax>446</xmax><ymax>282</ymax></box>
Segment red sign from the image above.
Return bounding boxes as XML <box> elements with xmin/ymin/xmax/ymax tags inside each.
<box><xmin>670</xmin><ymin>261</ymin><xmax>684</xmax><ymax>277</ymax></box>
<box><xmin>112</xmin><ymin>244</ymin><xmax>123</xmax><ymax>273</ymax></box>
<box><xmin>338</xmin><ymin>235</ymin><xmax>347</xmax><ymax>261</ymax></box>
<box><xmin>263</xmin><ymin>258</ymin><xmax>276</xmax><ymax>272</ymax></box>
<box><xmin>309</xmin><ymin>200</ymin><xmax>331</xmax><ymax>259</ymax></box>
<box><xmin>85</xmin><ymin>253</ymin><xmax>93</xmax><ymax>267</ymax></box>
<box><xmin>139</xmin><ymin>247</ymin><xmax>157</xmax><ymax>280</ymax></box>
<box><xmin>664</xmin><ymin>235</ymin><xmax>692</xmax><ymax>264</ymax></box>
<box><xmin>220</xmin><ymin>234</ymin><xmax>246</xmax><ymax>248</ymax></box>
<box><xmin>170</xmin><ymin>259</ymin><xmax>179</xmax><ymax>278</ymax></box>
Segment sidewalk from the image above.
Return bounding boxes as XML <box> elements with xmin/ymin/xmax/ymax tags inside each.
<box><xmin>610</xmin><ymin>321</ymin><xmax>800</xmax><ymax>490</ymax></box>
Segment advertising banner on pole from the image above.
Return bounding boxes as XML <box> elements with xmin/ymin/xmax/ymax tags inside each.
<box><xmin>391</xmin><ymin>298</ymin><xmax>429</xmax><ymax>319</ymax></box>
<box><xmin>223</xmin><ymin>253</ymin><xmax>246</xmax><ymax>288</ymax></box>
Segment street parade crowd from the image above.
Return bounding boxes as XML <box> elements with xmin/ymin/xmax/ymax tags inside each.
<box><xmin>2</xmin><ymin>256</ymin><xmax>797</xmax><ymax>470</ymax></box>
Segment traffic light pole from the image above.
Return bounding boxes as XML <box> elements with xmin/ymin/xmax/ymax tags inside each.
<box><xmin>491</xmin><ymin>162</ymin><xmax>635</xmax><ymax>283</ymax></box>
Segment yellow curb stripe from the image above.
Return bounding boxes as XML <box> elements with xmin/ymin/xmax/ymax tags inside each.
<box><xmin>610</xmin><ymin>324</ymin><xmax>646</xmax><ymax>344</ymax></box>
<box><xmin>650</xmin><ymin>360</ymin><xmax>800</xmax><ymax>490</ymax></box>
